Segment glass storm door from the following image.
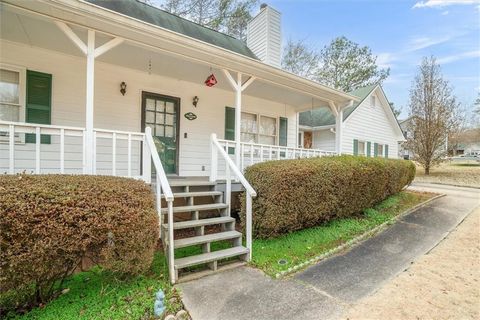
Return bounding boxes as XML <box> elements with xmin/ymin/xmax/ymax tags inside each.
<box><xmin>142</xmin><ymin>92</ymin><xmax>180</xmax><ymax>174</ymax></box>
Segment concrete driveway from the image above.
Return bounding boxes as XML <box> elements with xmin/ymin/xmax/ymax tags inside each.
<box><xmin>179</xmin><ymin>183</ymin><xmax>480</xmax><ymax>320</ymax></box>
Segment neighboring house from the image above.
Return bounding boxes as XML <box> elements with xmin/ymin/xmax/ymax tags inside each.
<box><xmin>449</xmin><ymin>128</ymin><xmax>480</xmax><ymax>156</ymax></box>
<box><xmin>0</xmin><ymin>0</ymin><xmax>392</xmax><ymax>283</ymax></box>
<box><xmin>299</xmin><ymin>85</ymin><xmax>405</xmax><ymax>158</ymax></box>
<box><xmin>399</xmin><ymin>117</ymin><xmax>413</xmax><ymax>159</ymax></box>
<box><xmin>399</xmin><ymin>116</ymin><xmax>450</xmax><ymax>159</ymax></box>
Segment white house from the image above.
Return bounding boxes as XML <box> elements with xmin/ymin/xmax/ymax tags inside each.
<box><xmin>299</xmin><ymin>85</ymin><xmax>405</xmax><ymax>158</ymax></box>
<box><xmin>0</xmin><ymin>0</ymin><xmax>398</xmax><ymax>283</ymax></box>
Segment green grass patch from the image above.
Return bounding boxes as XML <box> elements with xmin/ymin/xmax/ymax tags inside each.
<box><xmin>251</xmin><ymin>191</ymin><xmax>434</xmax><ymax>276</ymax></box>
<box><xmin>450</xmin><ymin>163</ymin><xmax>480</xmax><ymax>167</ymax></box>
<box><xmin>9</xmin><ymin>252</ymin><xmax>181</xmax><ymax>320</ymax></box>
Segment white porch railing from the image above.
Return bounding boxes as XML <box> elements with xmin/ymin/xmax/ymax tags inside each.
<box><xmin>1</xmin><ymin>121</ymin><xmax>175</xmax><ymax>283</ymax></box>
<box><xmin>144</xmin><ymin>127</ymin><xmax>175</xmax><ymax>283</ymax></box>
<box><xmin>210</xmin><ymin>133</ymin><xmax>257</xmax><ymax>260</ymax></box>
<box><xmin>216</xmin><ymin>138</ymin><xmax>337</xmax><ymax>173</ymax></box>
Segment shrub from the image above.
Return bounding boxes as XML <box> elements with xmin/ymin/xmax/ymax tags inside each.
<box><xmin>240</xmin><ymin>155</ymin><xmax>415</xmax><ymax>238</ymax></box>
<box><xmin>0</xmin><ymin>174</ymin><xmax>158</xmax><ymax>313</ymax></box>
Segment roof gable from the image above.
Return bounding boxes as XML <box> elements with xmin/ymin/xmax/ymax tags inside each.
<box><xmin>299</xmin><ymin>84</ymin><xmax>376</xmax><ymax>127</ymax></box>
<box><xmin>86</xmin><ymin>0</ymin><xmax>258</xmax><ymax>60</ymax></box>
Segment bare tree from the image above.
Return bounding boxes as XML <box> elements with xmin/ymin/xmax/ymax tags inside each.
<box><xmin>281</xmin><ymin>39</ymin><xmax>320</xmax><ymax>80</ymax></box>
<box><xmin>406</xmin><ymin>56</ymin><xmax>462</xmax><ymax>174</ymax></box>
<box><xmin>160</xmin><ymin>0</ymin><xmax>257</xmax><ymax>40</ymax></box>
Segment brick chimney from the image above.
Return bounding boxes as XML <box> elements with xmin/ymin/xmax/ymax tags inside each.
<box><xmin>247</xmin><ymin>3</ymin><xmax>282</xmax><ymax>68</ymax></box>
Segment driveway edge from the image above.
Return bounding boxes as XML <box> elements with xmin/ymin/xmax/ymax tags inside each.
<box><xmin>275</xmin><ymin>193</ymin><xmax>446</xmax><ymax>279</ymax></box>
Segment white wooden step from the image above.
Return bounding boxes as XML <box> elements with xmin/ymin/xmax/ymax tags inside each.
<box><xmin>175</xmin><ymin>246</ymin><xmax>249</xmax><ymax>269</ymax></box>
<box><xmin>174</xmin><ymin>231</ymin><xmax>241</xmax><ymax>249</ymax></box>
<box><xmin>161</xmin><ymin>203</ymin><xmax>227</xmax><ymax>214</ymax></box>
<box><xmin>163</xmin><ymin>216</ymin><xmax>235</xmax><ymax>230</ymax></box>
<box><xmin>169</xmin><ymin>180</ymin><xmax>216</xmax><ymax>187</ymax></box>
<box><xmin>162</xmin><ymin>191</ymin><xmax>222</xmax><ymax>198</ymax></box>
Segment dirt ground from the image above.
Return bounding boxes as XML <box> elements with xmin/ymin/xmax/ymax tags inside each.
<box><xmin>344</xmin><ymin>207</ymin><xmax>480</xmax><ymax>320</ymax></box>
<box><xmin>414</xmin><ymin>162</ymin><xmax>480</xmax><ymax>188</ymax></box>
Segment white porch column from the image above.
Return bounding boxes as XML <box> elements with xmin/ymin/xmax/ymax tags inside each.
<box><xmin>55</xmin><ymin>22</ymin><xmax>123</xmax><ymax>174</ymax></box>
<box><xmin>235</xmin><ymin>73</ymin><xmax>242</xmax><ymax>168</ymax></box>
<box><xmin>85</xmin><ymin>30</ymin><xmax>95</xmax><ymax>174</ymax></box>
<box><xmin>335</xmin><ymin>108</ymin><xmax>343</xmax><ymax>155</ymax></box>
<box><xmin>222</xmin><ymin>69</ymin><xmax>256</xmax><ymax>168</ymax></box>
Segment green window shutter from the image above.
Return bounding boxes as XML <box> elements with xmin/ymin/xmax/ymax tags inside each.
<box><xmin>353</xmin><ymin>139</ymin><xmax>358</xmax><ymax>155</ymax></box>
<box><xmin>367</xmin><ymin>141</ymin><xmax>371</xmax><ymax>157</ymax></box>
<box><xmin>224</xmin><ymin>106</ymin><xmax>235</xmax><ymax>155</ymax></box>
<box><xmin>279</xmin><ymin>117</ymin><xmax>288</xmax><ymax>146</ymax></box>
<box><xmin>374</xmin><ymin>143</ymin><xmax>378</xmax><ymax>157</ymax></box>
<box><xmin>385</xmin><ymin>145</ymin><xmax>389</xmax><ymax>158</ymax></box>
<box><xmin>26</xmin><ymin>70</ymin><xmax>52</xmax><ymax>144</ymax></box>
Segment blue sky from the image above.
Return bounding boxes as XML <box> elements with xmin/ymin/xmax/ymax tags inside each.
<box><xmin>266</xmin><ymin>0</ymin><xmax>480</xmax><ymax>118</ymax></box>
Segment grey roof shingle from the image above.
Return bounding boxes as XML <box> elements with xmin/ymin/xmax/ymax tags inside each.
<box><xmin>299</xmin><ymin>84</ymin><xmax>377</xmax><ymax>127</ymax></box>
<box><xmin>86</xmin><ymin>0</ymin><xmax>258</xmax><ymax>60</ymax></box>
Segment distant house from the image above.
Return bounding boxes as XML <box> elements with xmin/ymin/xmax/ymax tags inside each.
<box><xmin>450</xmin><ymin>128</ymin><xmax>480</xmax><ymax>156</ymax></box>
<box><xmin>299</xmin><ymin>84</ymin><xmax>405</xmax><ymax>158</ymax></box>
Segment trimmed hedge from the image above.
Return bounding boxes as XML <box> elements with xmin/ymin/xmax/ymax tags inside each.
<box><xmin>240</xmin><ymin>155</ymin><xmax>415</xmax><ymax>238</ymax></box>
<box><xmin>0</xmin><ymin>175</ymin><xmax>158</xmax><ymax>311</ymax></box>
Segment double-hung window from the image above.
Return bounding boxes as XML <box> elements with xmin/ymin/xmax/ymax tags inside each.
<box><xmin>377</xmin><ymin>144</ymin><xmax>384</xmax><ymax>157</ymax></box>
<box><xmin>240</xmin><ymin>112</ymin><xmax>278</xmax><ymax>145</ymax></box>
<box><xmin>358</xmin><ymin>141</ymin><xmax>366</xmax><ymax>156</ymax></box>
<box><xmin>0</xmin><ymin>66</ymin><xmax>25</xmax><ymax>122</ymax></box>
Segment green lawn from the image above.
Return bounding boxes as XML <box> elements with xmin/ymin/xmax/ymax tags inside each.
<box><xmin>10</xmin><ymin>244</ymin><xmax>232</xmax><ymax>320</ymax></box>
<box><xmin>10</xmin><ymin>191</ymin><xmax>433</xmax><ymax>319</ymax></box>
<box><xmin>251</xmin><ymin>191</ymin><xmax>434</xmax><ymax>276</ymax></box>
<box><xmin>9</xmin><ymin>253</ymin><xmax>180</xmax><ymax>320</ymax></box>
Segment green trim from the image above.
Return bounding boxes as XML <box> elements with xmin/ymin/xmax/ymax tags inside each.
<box><xmin>366</xmin><ymin>141</ymin><xmax>371</xmax><ymax>157</ymax></box>
<box><xmin>225</xmin><ymin>106</ymin><xmax>235</xmax><ymax>155</ymax></box>
<box><xmin>373</xmin><ymin>143</ymin><xmax>378</xmax><ymax>157</ymax></box>
<box><xmin>25</xmin><ymin>70</ymin><xmax>52</xmax><ymax>144</ymax></box>
<box><xmin>279</xmin><ymin>117</ymin><xmax>288</xmax><ymax>147</ymax></box>
<box><xmin>385</xmin><ymin>145</ymin><xmax>389</xmax><ymax>158</ymax></box>
<box><xmin>353</xmin><ymin>139</ymin><xmax>358</xmax><ymax>155</ymax></box>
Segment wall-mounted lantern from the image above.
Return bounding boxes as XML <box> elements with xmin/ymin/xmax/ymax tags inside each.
<box><xmin>120</xmin><ymin>82</ymin><xmax>127</xmax><ymax>96</ymax></box>
<box><xmin>193</xmin><ymin>96</ymin><xmax>199</xmax><ymax>107</ymax></box>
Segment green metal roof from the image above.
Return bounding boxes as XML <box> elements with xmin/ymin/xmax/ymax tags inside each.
<box><xmin>299</xmin><ymin>84</ymin><xmax>377</xmax><ymax>127</ymax></box>
<box><xmin>86</xmin><ymin>0</ymin><xmax>258</xmax><ymax>60</ymax></box>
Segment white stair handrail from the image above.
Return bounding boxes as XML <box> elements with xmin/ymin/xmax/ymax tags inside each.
<box><xmin>144</xmin><ymin>127</ymin><xmax>175</xmax><ymax>283</ymax></box>
<box><xmin>210</xmin><ymin>133</ymin><xmax>256</xmax><ymax>260</ymax></box>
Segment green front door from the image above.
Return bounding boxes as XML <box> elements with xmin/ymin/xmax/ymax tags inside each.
<box><xmin>142</xmin><ymin>92</ymin><xmax>180</xmax><ymax>174</ymax></box>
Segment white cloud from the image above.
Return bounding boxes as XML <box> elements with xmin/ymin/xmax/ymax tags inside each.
<box><xmin>407</xmin><ymin>35</ymin><xmax>453</xmax><ymax>51</ymax></box>
<box><xmin>437</xmin><ymin>50</ymin><xmax>480</xmax><ymax>64</ymax></box>
<box><xmin>441</xmin><ymin>10</ymin><xmax>449</xmax><ymax>14</ymax></box>
<box><xmin>376</xmin><ymin>53</ymin><xmax>398</xmax><ymax>69</ymax></box>
<box><xmin>413</xmin><ymin>0</ymin><xmax>480</xmax><ymax>9</ymax></box>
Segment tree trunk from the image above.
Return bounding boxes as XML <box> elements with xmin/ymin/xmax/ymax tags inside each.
<box><xmin>424</xmin><ymin>165</ymin><xmax>430</xmax><ymax>175</ymax></box>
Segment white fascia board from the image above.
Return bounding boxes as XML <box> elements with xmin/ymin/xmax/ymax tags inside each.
<box><xmin>299</xmin><ymin>124</ymin><xmax>335</xmax><ymax>131</ymax></box>
<box><xmin>6</xmin><ymin>0</ymin><xmax>359</xmax><ymax>105</ymax></box>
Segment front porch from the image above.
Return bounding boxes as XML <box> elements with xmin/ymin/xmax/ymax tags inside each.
<box><xmin>0</xmin><ymin>0</ymin><xmax>356</xmax><ymax>283</ymax></box>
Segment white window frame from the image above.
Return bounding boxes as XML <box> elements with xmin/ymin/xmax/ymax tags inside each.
<box><xmin>298</xmin><ymin>131</ymin><xmax>304</xmax><ymax>148</ymax></box>
<box><xmin>241</xmin><ymin>111</ymin><xmax>279</xmax><ymax>146</ymax></box>
<box><xmin>358</xmin><ymin>140</ymin><xmax>366</xmax><ymax>156</ymax></box>
<box><xmin>370</xmin><ymin>95</ymin><xmax>376</xmax><ymax>107</ymax></box>
<box><xmin>0</xmin><ymin>63</ymin><xmax>26</xmax><ymax>143</ymax></box>
<box><xmin>377</xmin><ymin>143</ymin><xmax>384</xmax><ymax>157</ymax></box>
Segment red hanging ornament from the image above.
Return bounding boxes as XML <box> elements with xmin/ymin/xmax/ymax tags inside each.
<box><xmin>204</xmin><ymin>74</ymin><xmax>217</xmax><ymax>87</ymax></box>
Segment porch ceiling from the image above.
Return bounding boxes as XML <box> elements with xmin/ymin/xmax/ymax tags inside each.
<box><xmin>1</xmin><ymin>0</ymin><xmax>352</xmax><ymax>110</ymax></box>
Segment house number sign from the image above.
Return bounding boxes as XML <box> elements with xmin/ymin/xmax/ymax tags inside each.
<box><xmin>184</xmin><ymin>112</ymin><xmax>197</xmax><ymax>121</ymax></box>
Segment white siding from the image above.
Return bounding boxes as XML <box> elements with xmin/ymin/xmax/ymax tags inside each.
<box><xmin>312</xmin><ymin>129</ymin><xmax>335</xmax><ymax>152</ymax></box>
<box><xmin>342</xmin><ymin>91</ymin><xmax>400</xmax><ymax>158</ymax></box>
<box><xmin>0</xmin><ymin>40</ymin><xmax>298</xmax><ymax>176</ymax></box>
<box><xmin>247</xmin><ymin>5</ymin><xmax>282</xmax><ymax>68</ymax></box>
